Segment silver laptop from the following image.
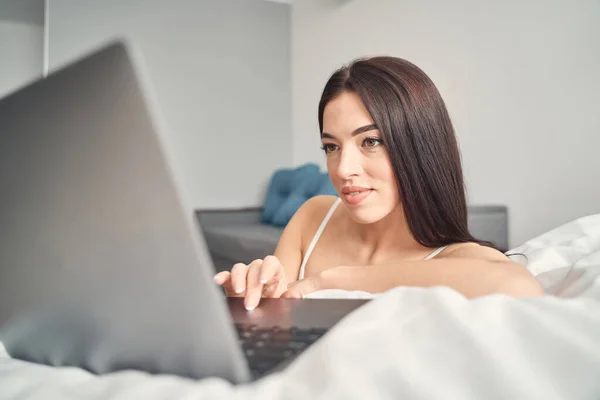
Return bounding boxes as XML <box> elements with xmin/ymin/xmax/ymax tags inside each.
<box><xmin>0</xmin><ymin>41</ymin><xmax>367</xmax><ymax>383</ymax></box>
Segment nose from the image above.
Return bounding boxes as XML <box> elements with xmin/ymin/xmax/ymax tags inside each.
<box><xmin>334</xmin><ymin>145</ymin><xmax>362</xmax><ymax>180</ymax></box>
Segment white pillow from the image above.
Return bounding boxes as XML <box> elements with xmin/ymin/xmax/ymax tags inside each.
<box><xmin>508</xmin><ymin>213</ymin><xmax>600</xmax><ymax>276</ymax></box>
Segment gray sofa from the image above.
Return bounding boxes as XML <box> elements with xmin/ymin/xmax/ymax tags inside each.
<box><xmin>196</xmin><ymin>204</ymin><xmax>509</xmax><ymax>274</ymax></box>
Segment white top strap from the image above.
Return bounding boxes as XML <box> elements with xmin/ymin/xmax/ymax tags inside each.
<box><xmin>298</xmin><ymin>198</ymin><xmax>342</xmax><ymax>280</ymax></box>
<box><xmin>423</xmin><ymin>245</ymin><xmax>449</xmax><ymax>260</ymax></box>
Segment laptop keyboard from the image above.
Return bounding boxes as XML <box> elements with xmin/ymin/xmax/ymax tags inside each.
<box><xmin>235</xmin><ymin>323</ymin><xmax>328</xmax><ymax>378</ymax></box>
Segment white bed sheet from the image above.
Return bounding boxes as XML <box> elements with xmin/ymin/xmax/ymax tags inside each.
<box><xmin>2</xmin><ymin>214</ymin><xmax>600</xmax><ymax>400</ymax></box>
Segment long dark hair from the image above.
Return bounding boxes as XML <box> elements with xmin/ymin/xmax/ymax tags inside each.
<box><xmin>318</xmin><ymin>56</ymin><xmax>494</xmax><ymax>249</ymax></box>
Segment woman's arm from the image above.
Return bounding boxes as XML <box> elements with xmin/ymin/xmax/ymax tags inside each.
<box><xmin>284</xmin><ymin>244</ymin><xmax>544</xmax><ymax>299</ymax></box>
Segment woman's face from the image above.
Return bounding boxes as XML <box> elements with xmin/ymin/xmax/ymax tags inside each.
<box><xmin>321</xmin><ymin>91</ymin><xmax>401</xmax><ymax>224</ymax></box>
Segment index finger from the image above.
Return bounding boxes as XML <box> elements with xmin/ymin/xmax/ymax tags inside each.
<box><xmin>214</xmin><ymin>271</ymin><xmax>237</xmax><ymax>296</ymax></box>
<box><xmin>231</xmin><ymin>262</ymin><xmax>250</xmax><ymax>294</ymax></box>
<box><xmin>244</xmin><ymin>259</ymin><xmax>265</xmax><ymax>311</ymax></box>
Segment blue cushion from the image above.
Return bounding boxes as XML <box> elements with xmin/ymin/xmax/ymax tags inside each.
<box><xmin>260</xmin><ymin>168</ymin><xmax>294</xmax><ymax>224</ymax></box>
<box><xmin>289</xmin><ymin>163</ymin><xmax>321</xmax><ymax>192</ymax></box>
<box><xmin>262</xmin><ymin>164</ymin><xmax>338</xmax><ymax>227</ymax></box>
<box><xmin>317</xmin><ymin>173</ymin><xmax>337</xmax><ymax>196</ymax></box>
<box><xmin>271</xmin><ymin>193</ymin><xmax>309</xmax><ymax>227</ymax></box>
<box><xmin>271</xmin><ymin>164</ymin><xmax>321</xmax><ymax>226</ymax></box>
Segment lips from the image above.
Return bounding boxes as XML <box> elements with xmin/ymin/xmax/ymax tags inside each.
<box><xmin>341</xmin><ymin>186</ymin><xmax>373</xmax><ymax>206</ymax></box>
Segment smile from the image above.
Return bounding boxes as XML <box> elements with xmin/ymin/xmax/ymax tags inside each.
<box><xmin>341</xmin><ymin>187</ymin><xmax>374</xmax><ymax>206</ymax></box>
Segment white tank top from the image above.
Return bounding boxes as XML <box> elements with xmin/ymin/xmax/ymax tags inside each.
<box><xmin>297</xmin><ymin>197</ymin><xmax>449</xmax><ymax>280</ymax></box>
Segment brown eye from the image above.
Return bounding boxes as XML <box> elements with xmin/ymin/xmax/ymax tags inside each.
<box><xmin>321</xmin><ymin>143</ymin><xmax>339</xmax><ymax>154</ymax></box>
<box><xmin>363</xmin><ymin>137</ymin><xmax>382</xmax><ymax>148</ymax></box>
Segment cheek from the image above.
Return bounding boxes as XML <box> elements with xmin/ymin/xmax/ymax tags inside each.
<box><xmin>368</xmin><ymin>154</ymin><xmax>396</xmax><ymax>183</ymax></box>
<box><xmin>371</xmin><ymin>156</ymin><xmax>401</xmax><ymax>202</ymax></box>
<box><xmin>382</xmin><ymin>162</ymin><xmax>401</xmax><ymax>203</ymax></box>
<box><xmin>383</xmin><ymin>162</ymin><xmax>399</xmax><ymax>196</ymax></box>
<box><xmin>327</xmin><ymin>164</ymin><xmax>339</xmax><ymax>189</ymax></box>
<box><xmin>326</xmin><ymin>156</ymin><xmax>339</xmax><ymax>179</ymax></box>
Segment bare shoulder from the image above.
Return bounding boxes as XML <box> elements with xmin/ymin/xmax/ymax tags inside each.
<box><xmin>293</xmin><ymin>195</ymin><xmax>338</xmax><ymax>244</ymax></box>
<box><xmin>279</xmin><ymin>195</ymin><xmax>339</xmax><ymax>235</ymax></box>
<box><xmin>297</xmin><ymin>195</ymin><xmax>339</xmax><ymax>217</ymax></box>
<box><xmin>438</xmin><ymin>242</ymin><xmax>510</xmax><ymax>262</ymax></box>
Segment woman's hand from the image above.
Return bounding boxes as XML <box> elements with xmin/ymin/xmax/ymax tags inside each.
<box><xmin>214</xmin><ymin>255</ymin><xmax>289</xmax><ymax>310</ymax></box>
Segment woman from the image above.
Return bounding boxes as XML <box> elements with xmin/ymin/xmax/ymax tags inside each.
<box><xmin>215</xmin><ymin>56</ymin><xmax>543</xmax><ymax>310</ymax></box>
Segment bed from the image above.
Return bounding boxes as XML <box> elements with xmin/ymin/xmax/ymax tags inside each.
<box><xmin>2</xmin><ymin>214</ymin><xmax>600</xmax><ymax>400</ymax></box>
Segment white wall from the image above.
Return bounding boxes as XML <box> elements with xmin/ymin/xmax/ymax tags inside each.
<box><xmin>48</xmin><ymin>0</ymin><xmax>291</xmax><ymax>209</ymax></box>
<box><xmin>292</xmin><ymin>0</ymin><xmax>600</xmax><ymax>247</ymax></box>
<box><xmin>0</xmin><ymin>0</ymin><xmax>44</xmax><ymax>97</ymax></box>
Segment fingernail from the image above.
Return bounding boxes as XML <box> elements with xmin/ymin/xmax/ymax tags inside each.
<box><xmin>235</xmin><ymin>287</ymin><xmax>243</xmax><ymax>294</ymax></box>
<box><xmin>213</xmin><ymin>275</ymin><xmax>220</xmax><ymax>282</ymax></box>
<box><xmin>260</xmin><ymin>279</ymin><xmax>267</xmax><ymax>284</ymax></box>
<box><xmin>245</xmin><ymin>304</ymin><xmax>256</xmax><ymax>311</ymax></box>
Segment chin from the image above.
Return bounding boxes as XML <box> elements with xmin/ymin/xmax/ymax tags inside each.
<box><xmin>346</xmin><ymin>204</ymin><xmax>393</xmax><ymax>225</ymax></box>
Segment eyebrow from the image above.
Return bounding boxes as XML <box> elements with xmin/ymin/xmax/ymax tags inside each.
<box><xmin>321</xmin><ymin>124</ymin><xmax>378</xmax><ymax>139</ymax></box>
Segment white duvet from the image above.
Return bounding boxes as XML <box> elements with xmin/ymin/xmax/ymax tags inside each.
<box><xmin>2</xmin><ymin>214</ymin><xmax>600</xmax><ymax>400</ymax></box>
